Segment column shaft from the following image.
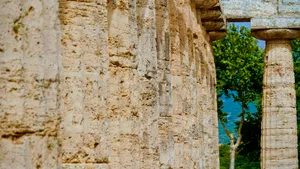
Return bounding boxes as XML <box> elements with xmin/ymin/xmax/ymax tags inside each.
<box><xmin>261</xmin><ymin>40</ymin><xmax>298</xmax><ymax>169</ymax></box>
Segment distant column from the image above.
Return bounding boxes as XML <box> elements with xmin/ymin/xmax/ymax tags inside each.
<box><xmin>252</xmin><ymin>29</ymin><xmax>300</xmax><ymax>169</ymax></box>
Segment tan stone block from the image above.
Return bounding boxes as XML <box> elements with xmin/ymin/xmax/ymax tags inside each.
<box><xmin>264</xmin><ymin>158</ymin><xmax>298</xmax><ymax>169</ymax></box>
<box><xmin>262</xmin><ymin>134</ymin><xmax>297</xmax><ymax>149</ymax></box>
<box><xmin>0</xmin><ymin>136</ymin><xmax>59</xmax><ymax>169</ymax></box>
<box><xmin>62</xmin><ymin>164</ymin><xmax>109</xmax><ymax>169</ymax></box>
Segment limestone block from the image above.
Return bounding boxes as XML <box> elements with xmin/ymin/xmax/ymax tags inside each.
<box><xmin>59</xmin><ymin>0</ymin><xmax>111</xmax><ymax>165</ymax></box>
<box><xmin>195</xmin><ymin>0</ymin><xmax>219</xmax><ymax>9</ymax></box>
<box><xmin>0</xmin><ymin>0</ymin><xmax>60</xmax><ymax>136</ymax></box>
<box><xmin>221</xmin><ymin>0</ymin><xmax>277</xmax><ymax>20</ymax></box>
<box><xmin>0</xmin><ymin>0</ymin><xmax>61</xmax><ymax>168</ymax></box>
<box><xmin>0</xmin><ymin>136</ymin><xmax>59</xmax><ymax>169</ymax></box>
<box><xmin>202</xmin><ymin>21</ymin><xmax>226</xmax><ymax>31</ymax></box>
<box><xmin>282</xmin><ymin>0</ymin><xmax>300</xmax><ymax>4</ymax></box>
<box><xmin>222</xmin><ymin>0</ymin><xmax>300</xmax><ymax>29</ymax></box>
<box><xmin>208</xmin><ymin>31</ymin><xmax>227</xmax><ymax>41</ymax></box>
<box><xmin>263</xmin><ymin>135</ymin><xmax>297</xmax><ymax>149</ymax></box>
<box><xmin>251</xmin><ymin>17</ymin><xmax>300</xmax><ymax>30</ymax></box>
<box><xmin>265</xmin><ymin>159</ymin><xmax>298</xmax><ymax>169</ymax></box>
<box><xmin>279</xmin><ymin>0</ymin><xmax>300</xmax><ymax>15</ymax></box>
<box><xmin>264</xmin><ymin>88</ymin><xmax>296</xmax><ymax>108</ymax></box>
<box><xmin>62</xmin><ymin>164</ymin><xmax>109</xmax><ymax>169</ymax></box>
<box><xmin>198</xmin><ymin>9</ymin><xmax>223</xmax><ymax>21</ymax></box>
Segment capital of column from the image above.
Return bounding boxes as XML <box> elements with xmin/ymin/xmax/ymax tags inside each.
<box><xmin>251</xmin><ymin>29</ymin><xmax>300</xmax><ymax>40</ymax></box>
<box><xmin>208</xmin><ymin>31</ymin><xmax>226</xmax><ymax>41</ymax></box>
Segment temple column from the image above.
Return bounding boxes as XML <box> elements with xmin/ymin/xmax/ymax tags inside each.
<box><xmin>252</xmin><ymin>29</ymin><xmax>300</xmax><ymax>169</ymax></box>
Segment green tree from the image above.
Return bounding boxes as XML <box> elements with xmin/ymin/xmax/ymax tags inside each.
<box><xmin>219</xmin><ymin>144</ymin><xmax>230</xmax><ymax>169</ymax></box>
<box><xmin>213</xmin><ymin>24</ymin><xmax>264</xmax><ymax>169</ymax></box>
<box><xmin>236</xmin><ymin>97</ymin><xmax>261</xmax><ymax>168</ymax></box>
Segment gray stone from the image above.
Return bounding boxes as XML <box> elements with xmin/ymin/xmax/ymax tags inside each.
<box><xmin>221</xmin><ymin>0</ymin><xmax>300</xmax><ymax>29</ymax></box>
<box><xmin>251</xmin><ymin>17</ymin><xmax>300</xmax><ymax>30</ymax></box>
<box><xmin>221</xmin><ymin>0</ymin><xmax>277</xmax><ymax>20</ymax></box>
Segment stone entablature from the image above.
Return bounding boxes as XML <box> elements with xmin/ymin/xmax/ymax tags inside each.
<box><xmin>221</xmin><ymin>0</ymin><xmax>300</xmax><ymax>30</ymax></box>
<box><xmin>221</xmin><ymin>0</ymin><xmax>300</xmax><ymax>18</ymax></box>
<box><xmin>221</xmin><ymin>0</ymin><xmax>277</xmax><ymax>20</ymax></box>
<box><xmin>196</xmin><ymin>0</ymin><xmax>227</xmax><ymax>40</ymax></box>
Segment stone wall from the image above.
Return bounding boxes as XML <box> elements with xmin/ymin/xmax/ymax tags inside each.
<box><xmin>0</xmin><ymin>0</ymin><xmax>219</xmax><ymax>169</ymax></box>
<box><xmin>0</xmin><ymin>0</ymin><xmax>61</xmax><ymax>168</ymax></box>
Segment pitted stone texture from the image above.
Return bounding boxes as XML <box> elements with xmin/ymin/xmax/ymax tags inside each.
<box><xmin>251</xmin><ymin>17</ymin><xmax>300</xmax><ymax>30</ymax></box>
<box><xmin>279</xmin><ymin>0</ymin><xmax>300</xmax><ymax>15</ymax></box>
<box><xmin>195</xmin><ymin>0</ymin><xmax>219</xmax><ymax>9</ymax></box>
<box><xmin>208</xmin><ymin>31</ymin><xmax>227</xmax><ymax>40</ymax></box>
<box><xmin>221</xmin><ymin>0</ymin><xmax>277</xmax><ymax>20</ymax></box>
<box><xmin>0</xmin><ymin>0</ymin><xmax>61</xmax><ymax>136</ymax></box>
<box><xmin>59</xmin><ymin>0</ymin><xmax>219</xmax><ymax>168</ymax></box>
<box><xmin>0</xmin><ymin>136</ymin><xmax>59</xmax><ymax>169</ymax></box>
<box><xmin>252</xmin><ymin>29</ymin><xmax>300</xmax><ymax>40</ymax></box>
<box><xmin>261</xmin><ymin>40</ymin><xmax>298</xmax><ymax>169</ymax></box>
<box><xmin>0</xmin><ymin>0</ymin><xmax>61</xmax><ymax>168</ymax></box>
<box><xmin>59</xmin><ymin>0</ymin><xmax>110</xmax><ymax>164</ymax></box>
<box><xmin>62</xmin><ymin>164</ymin><xmax>109</xmax><ymax>169</ymax></box>
<box><xmin>221</xmin><ymin>0</ymin><xmax>300</xmax><ymax>29</ymax></box>
<box><xmin>196</xmin><ymin>1</ymin><xmax>227</xmax><ymax>41</ymax></box>
<box><xmin>1</xmin><ymin>0</ymin><xmax>220</xmax><ymax>168</ymax></box>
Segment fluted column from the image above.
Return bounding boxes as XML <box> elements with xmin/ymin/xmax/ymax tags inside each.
<box><xmin>252</xmin><ymin>29</ymin><xmax>300</xmax><ymax>169</ymax></box>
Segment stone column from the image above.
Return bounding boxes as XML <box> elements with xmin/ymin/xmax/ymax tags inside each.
<box><xmin>252</xmin><ymin>29</ymin><xmax>300</xmax><ymax>169</ymax></box>
<box><xmin>0</xmin><ymin>1</ymin><xmax>61</xmax><ymax>168</ymax></box>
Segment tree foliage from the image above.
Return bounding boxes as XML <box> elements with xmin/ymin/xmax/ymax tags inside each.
<box><xmin>220</xmin><ymin>144</ymin><xmax>260</xmax><ymax>169</ymax></box>
<box><xmin>237</xmin><ymin>97</ymin><xmax>261</xmax><ymax>163</ymax></box>
<box><xmin>213</xmin><ymin>24</ymin><xmax>263</xmax><ymax>107</ymax></box>
<box><xmin>213</xmin><ymin>24</ymin><xmax>263</xmax><ymax>134</ymax></box>
<box><xmin>213</xmin><ymin>24</ymin><xmax>264</xmax><ymax>169</ymax></box>
<box><xmin>219</xmin><ymin>145</ymin><xmax>230</xmax><ymax>169</ymax></box>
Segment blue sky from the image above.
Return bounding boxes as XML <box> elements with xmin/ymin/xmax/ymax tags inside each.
<box><xmin>230</xmin><ymin>22</ymin><xmax>266</xmax><ymax>49</ymax></box>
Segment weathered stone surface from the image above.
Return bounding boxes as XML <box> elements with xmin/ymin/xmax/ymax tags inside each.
<box><xmin>279</xmin><ymin>0</ymin><xmax>300</xmax><ymax>15</ymax></box>
<box><xmin>195</xmin><ymin>0</ymin><xmax>219</xmax><ymax>9</ymax></box>
<box><xmin>196</xmin><ymin>2</ymin><xmax>227</xmax><ymax>41</ymax></box>
<box><xmin>0</xmin><ymin>0</ymin><xmax>61</xmax><ymax>168</ymax></box>
<box><xmin>261</xmin><ymin>40</ymin><xmax>298</xmax><ymax>169</ymax></box>
<box><xmin>0</xmin><ymin>0</ymin><xmax>60</xmax><ymax>136</ymax></box>
<box><xmin>0</xmin><ymin>136</ymin><xmax>59</xmax><ymax>169</ymax></box>
<box><xmin>221</xmin><ymin>0</ymin><xmax>300</xmax><ymax>29</ymax></box>
<box><xmin>1</xmin><ymin>0</ymin><xmax>220</xmax><ymax>169</ymax></box>
<box><xmin>208</xmin><ymin>31</ymin><xmax>227</xmax><ymax>41</ymax></box>
<box><xmin>251</xmin><ymin>17</ymin><xmax>300</xmax><ymax>30</ymax></box>
<box><xmin>62</xmin><ymin>164</ymin><xmax>109</xmax><ymax>169</ymax></box>
<box><xmin>199</xmin><ymin>9</ymin><xmax>223</xmax><ymax>21</ymax></box>
<box><xmin>58</xmin><ymin>0</ymin><xmax>111</xmax><ymax>165</ymax></box>
<box><xmin>221</xmin><ymin>0</ymin><xmax>277</xmax><ymax>20</ymax></box>
<box><xmin>252</xmin><ymin>29</ymin><xmax>300</xmax><ymax>40</ymax></box>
